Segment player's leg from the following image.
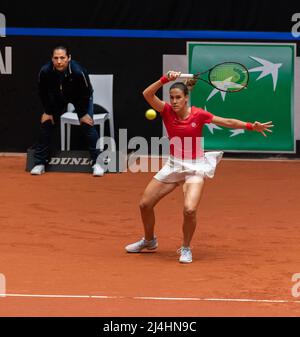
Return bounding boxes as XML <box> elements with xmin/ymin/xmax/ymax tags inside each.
<box><xmin>140</xmin><ymin>178</ymin><xmax>178</xmax><ymax>240</ymax></box>
<box><xmin>179</xmin><ymin>176</ymin><xmax>205</xmax><ymax>262</ymax></box>
<box><xmin>125</xmin><ymin>178</ymin><xmax>178</xmax><ymax>253</ymax></box>
<box><xmin>182</xmin><ymin>177</ymin><xmax>205</xmax><ymax>246</ymax></box>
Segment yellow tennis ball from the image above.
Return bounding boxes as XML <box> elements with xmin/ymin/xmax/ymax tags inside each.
<box><xmin>145</xmin><ymin>109</ymin><xmax>157</xmax><ymax>120</ymax></box>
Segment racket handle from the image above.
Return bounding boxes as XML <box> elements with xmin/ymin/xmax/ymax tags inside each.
<box><xmin>178</xmin><ymin>73</ymin><xmax>194</xmax><ymax>79</ymax></box>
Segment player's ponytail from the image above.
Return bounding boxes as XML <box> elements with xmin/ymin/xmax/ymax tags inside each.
<box><xmin>184</xmin><ymin>78</ymin><xmax>197</xmax><ymax>92</ymax></box>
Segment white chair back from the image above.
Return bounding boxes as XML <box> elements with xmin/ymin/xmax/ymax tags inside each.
<box><xmin>90</xmin><ymin>74</ymin><xmax>113</xmax><ymax>115</ymax></box>
<box><xmin>61</xmin><ymin>74</ymin><xmax>114</xmax><ymax>151</ymax></box>
<box><xmin>67</xmin><ymin>74</ymin><xmax>113</xmax><ymax>115</ymax></box>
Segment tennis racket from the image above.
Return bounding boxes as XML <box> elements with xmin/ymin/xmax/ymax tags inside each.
<box><xmin>175</xmin><ymin>62</ymin><xmax>249</xmax><ymax>93</ymax></box>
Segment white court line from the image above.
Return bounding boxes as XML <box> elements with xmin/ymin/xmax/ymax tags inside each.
<box><xmin>0</xmin><ymin>152</ymin><xmax>26</xmax><ymax>157</ymax></box>
<box><xmin>134</xmin><ymin>296</ymin><xmax>300</xmax><ymax>304</ymax></box>
<box><xmin>1</xmin><ymin>294</ymin><xmax>120</xmax><ymax>299</ymax></box>
<box><xmin>1</xmin><ymin>293</ymin><xmax>300</xmax><ymax>304</ymax></box>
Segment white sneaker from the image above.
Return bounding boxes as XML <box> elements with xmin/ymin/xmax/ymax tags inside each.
<box><xmin>125</xmin><ymin>237</ymin><xmax>158</xmax><ymax>253</ymax></box>
<box><xmin>92</xmin><ymin>163</ymin><xmax>104</xmax><ymax>176</ymax></box>
<box><xmin>30</xmin><ymin>164</ymin><xmax>45</xmax><ymax>175</ymax></box>
<box><xmin>178</xmin><ymin>246</ymin><xmax>192</xmax><ymax>263</ymax></box>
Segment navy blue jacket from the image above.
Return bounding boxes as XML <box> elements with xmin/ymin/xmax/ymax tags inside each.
<box><xmin>38</xmin><ymin>60</ymin><xmax>93</xmax><ymax>118</ymax></box>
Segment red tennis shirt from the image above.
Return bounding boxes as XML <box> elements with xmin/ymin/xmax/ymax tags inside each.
<box><xmin>161</xmin><ymin>103</ymin><xmax>214</xmax><ymax>160</ymax></box>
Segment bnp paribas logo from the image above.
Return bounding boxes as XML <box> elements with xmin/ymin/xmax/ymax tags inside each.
<box><xmin>206</xmin><ymin>56</ymin><xmax>282</xmax><ymax>102</ymax></box>
<box><xmin>0</xmin><ymin>13</ymin><xmax>12</xmax><ymax>75</ymax></box>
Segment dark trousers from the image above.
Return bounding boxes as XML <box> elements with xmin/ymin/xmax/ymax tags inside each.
<box><xmin>34</xmin><ymin>97</ymin><xmax>100</xmax><ymax>165</ymax></box>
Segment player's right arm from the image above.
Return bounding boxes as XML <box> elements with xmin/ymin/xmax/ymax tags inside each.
<box><xmin>143</xmin><ymin>71</ymin><xmax>181</xmax><ymax>112</ymax></box>
<box><xmin>142</xmin><ymin>79</ymin><xmax>166</xmax><ymax>113</ymax></box>
<box><xmin>143</xmin><ymin>71</ymin><xmax>182</xmax><ymax>112</ymax></box>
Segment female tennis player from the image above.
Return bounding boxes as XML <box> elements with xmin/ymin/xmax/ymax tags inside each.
<box><xmin>125</xmin><ymin>71</ymin><xmax>273</xmax><ymax>263</ymax></box>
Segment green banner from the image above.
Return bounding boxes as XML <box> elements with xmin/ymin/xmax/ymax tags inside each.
<box><xmin>188</xmin><ymin>42</ymin><xmax>295</xmax><ymax>152</ymax></box>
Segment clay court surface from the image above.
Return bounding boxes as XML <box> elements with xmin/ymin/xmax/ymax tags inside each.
<box><xmin>0</xmin><ymin>156</ymin><xmax>300</xmax><ymax>317</ymax></box>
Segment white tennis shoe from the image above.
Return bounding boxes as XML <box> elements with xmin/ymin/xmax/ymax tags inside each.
<box><xmin>30</xmin><ymin>164</ymin><xmax>45</xmax><ymax>175</ymax></box>
<box><xmin>178</xmin><ymin>246</ymin><xmax>192</xmax><ymax>263</ymax></box>
<box><xmin>92</xmin><ymin>163</ymin><xmax>104</xmax><ymax>176</ymax></box>
<box><xmin>125</xmin><ymin>237</ymin><xmax>158</xmax><ymax>253</ymax></box>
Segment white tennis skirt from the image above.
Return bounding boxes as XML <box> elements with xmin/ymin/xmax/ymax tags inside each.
<box><xmin>154</xmin><ymin>151</ymin><xmax>223</xmax><ymax>184</ymax></box>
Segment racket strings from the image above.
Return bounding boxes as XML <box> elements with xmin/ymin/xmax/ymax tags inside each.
<box><xmin>209</xmin><ymin>63</ymin><xmax>249</xmax><ymax>92</ymax></box>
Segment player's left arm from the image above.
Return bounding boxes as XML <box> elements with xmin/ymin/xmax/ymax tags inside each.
<box><xmin>212</xmin><ymin>115</ymin><xmax>274</xmax><ymax>137</ymax></box>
